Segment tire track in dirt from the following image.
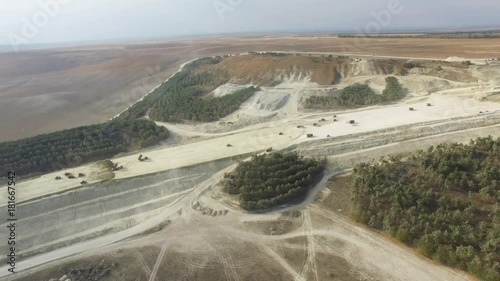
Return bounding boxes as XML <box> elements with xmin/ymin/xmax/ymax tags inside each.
<box><xmin>301</xmin><ymin>208</ymin><xmax>319</xmax><ymax>281</ymax></box>
<box><xmin>148</xmin><ymin>245</ymin><xmax>167</xmax><ymax>281</ymax></box>
<box><xmin>312</xmin><ymin>207</ymin><xmax>471</xmax><ymax>281</ymax></box>
<box><xmin>261</xmin><ymin>244</ymin><xmax>305</xmax><ymax>281</ymax></box>
<box><xmin>135</xmin><ymin>249</ymin><xmax>154</xmax><ymax>280</ymax></box>
<box><xmin>297</xmin><ymin>213</ymin><xmax>309</xmax><ymax>280</ymax></box>
<box><xmin>204</xmin><ymin>239</ymin><xmax>233</xmax><ymax>281</ymax></box>
<box><xmin>178</xmin><ymin>256</ymin><xmax>202</xmax><ymax>281</ymax></box>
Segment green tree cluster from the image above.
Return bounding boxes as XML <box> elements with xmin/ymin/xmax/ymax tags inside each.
<box><xmin>304</xmin><ymin>96</ymin><xmax>339</xmax><ymax>109</ymax></box>
<box><xmin>403</xmin><ymin>62</ymin><xmax>419</xmax><ymax>69</ymax></box>
<box><xmin>1</xmin><ymin>56</ymin><xmax>256</xmax><ymax>178</ymax></box>
<box><xmin>118</xmin><ymin>68</ymin><xmax>229</xmax><ymax>120</ymax></box>
<box><xmin>336</xmin><ymin>83</ymin><xmax>380</xmax><ymax>106</ymax></box>
<box><xmin>184</xmin><ymin>56</ymin><xmax>223</xmax><ymax>70</ymax></box>
<box><xmin>149</xmin><ymin>86</ymin><xmax>259</xmax><ymax>122</ymax></box>
<box><xmin>222</xmin><ymin>152</ymin><xmax>325</xmax><ymax>210</ymax></box>
<box><xmin>350</xmin><ymin>136</ymin><xmax>500</xmax><ymax>281</ymax></box>
<box><xmin>304</xmin><ymin>83</ymin><xmax>379</xmax><ymax>108</ymax></box>
<box><xmin>117</xmin><ymin>56</ymin><xmax>258</xmax><ymax>123</ymax></box>
<box><xmin>381</xmin><ymin>76</ymin><xmax>407</xmax><ymax>101</ymax></box>
<box><xmin>305</xmin><ymin>77</ymin><xmax>407</xmax><ymax>109</ymax></box>
<box><xmin>0</xmin><ymin>119</ymin><xmax>169</xmax><ymax>177</ymax></box>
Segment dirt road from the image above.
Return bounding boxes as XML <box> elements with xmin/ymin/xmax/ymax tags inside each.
<box><xmin>3</xmin><ymin>50</ymin><xmax>499</xmax><ymax>280</ymax></box>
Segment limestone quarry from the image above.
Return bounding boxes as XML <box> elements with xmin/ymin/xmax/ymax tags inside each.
<box><xmin>2</xmin><ymin>52</ymin><xmax>500</xmax><ymax>281</ymax></box>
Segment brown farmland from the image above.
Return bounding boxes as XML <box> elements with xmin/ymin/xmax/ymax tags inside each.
<box><xmin>1</xmin><ymin>36</ymin><xmax>500</xmax><ymax>142</ymax></box>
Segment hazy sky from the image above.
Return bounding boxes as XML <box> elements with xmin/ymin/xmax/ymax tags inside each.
<box><xmin>1</xmin><ymin>0</ymin><xmax>499</xmax><ymax>46</ymax></box>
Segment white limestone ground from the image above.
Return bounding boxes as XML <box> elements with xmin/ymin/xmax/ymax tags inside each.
<box><xmin>3</xmin><ymin>58</ymin><xmax>500</xmax><ymax>281</ymax></box>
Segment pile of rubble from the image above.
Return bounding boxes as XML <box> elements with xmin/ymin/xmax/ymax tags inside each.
<box><xmin>192</xmin><ymin>201</ymin><xmax>229</xmax><ymax>216</ymax></box>
<box><xmin>51</xmin><ymin>260</ymin><xmax>113</xmax><ymax>281</ymax></box>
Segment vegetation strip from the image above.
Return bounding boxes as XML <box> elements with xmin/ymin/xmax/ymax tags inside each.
<box><xmin>305</xmin><ymin>76</ymin><xmax>407</xmax><ymax>109</ymax></box>
<box><xmin>0</xmin><ymin>56</ymin><xmax>260</xmax><ymax>177</ymax></box>
<box><xmin>350</xmin><ymin>136</ymin><xmax>500</xmax><ymax>281</ymax></box>
<box><xmin>222</xmin><ymin>152</ymin><xmax>325</xmax><ymax>210</ymax></box>
<box><xmin>0</xmin><ymin>119</ymin><xmax>169</xmax><ymax>177</ymax></box>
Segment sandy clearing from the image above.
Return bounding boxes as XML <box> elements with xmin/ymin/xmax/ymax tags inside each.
<box><xmin>0</xmin><ymin>164</ymin><xmax>101</xmax><ymax>207</ymax></box>
<box><xmin>261</xmin><ymin>245</ymin><xmax>306</xmax><ymax>281</ymax></box>
<box><xmin>302</xmin><ymin>208</ymin><xmax>319</xmax><ymax>281</ymax></box>
<box><xmin>326</xmin><ymin>122</ymin><xmax>500</xmax><ymax>169</ymax></box>
<box><xmin>2</xmin><ymin>48</ymin><xmax>500</xmax><ymax>280</ymax></box>
<box><xmin>235</xmin><ymin>89</ymin><xmax>291</xmax><ymax>116</ymax></box>
<box><xmin>269</xmin><ymin>207</ymin><xmax>472</xmax><ymax>281</ymax></box>
<box><xmin>3</xmin><ymin>93</ymin><xmax>499</xmax><ymax>208</ymax></box>
<box><xmin>299</xmin><ymin>95</ymin><xmax>500</xmax><ymax>142</ymax></box>
<box><xmin>0</xmin><ymin>164</ymin><xmax>237</xmax><ymax>278</ymax></box>
<box><xmin>165</xmin><ymin>73</ymin><xmax>486</xmax><ymax>137</ymax></box>
<box><xmin>3</xmin><ymin>123</ymin><xmax>492</xmax><ymax>280</ymax></box>
<box><xmin>211</xmin><ymin>83</ymin><xmax>250</xmax><ymax>98</ymax></box>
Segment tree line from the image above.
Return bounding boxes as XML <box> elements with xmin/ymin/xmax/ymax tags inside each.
<box><xmin>1</xmin><ymin>56</ymin><xmax>256</xmax><ymax>178</ymax></box>
<box><xmin>118</xmin><ymin>57</ymin><xmax>227</xmax><ymax>120</ymax></box>
<box><xmin>184</xmin><ymin>56</ymin><xmax>224</xmax><ymax>70</ymax></box>
<box><xmin>118</xmin><ymin>68</ymin><xmax>227</xmax><ymax>120</ymax></box>
<box><xmin>304</xmin><ymin>76</ymin><xmax>407</xmax><ymax>109</ymax></box>
<box><xmin>381</xmin><ymin>76</ymin><xmax>407</xmax><ymax>101</ymax></box>
<box><xmin>0</xmin><ymin>119</ymin><xmax>169</xmax><ymax>177</ymax></box>
<box><xmin>117</xmin><ymin>56</ymin><xmax>259</xmax><ymax>122</ymax></box>
<box><xmin>149</xmin><ymin>86</ymin><xmax>258</xmax><ymax>122</ymax></box>
<box><xmin>350</xmin><ymin>136</ymin><xmax>500</xmax><ymax>281</ymax></box>
<box><xmin>222</xmin><ymin>152</ymin><xmax>325</xmax><ymax>210</ymax></box>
